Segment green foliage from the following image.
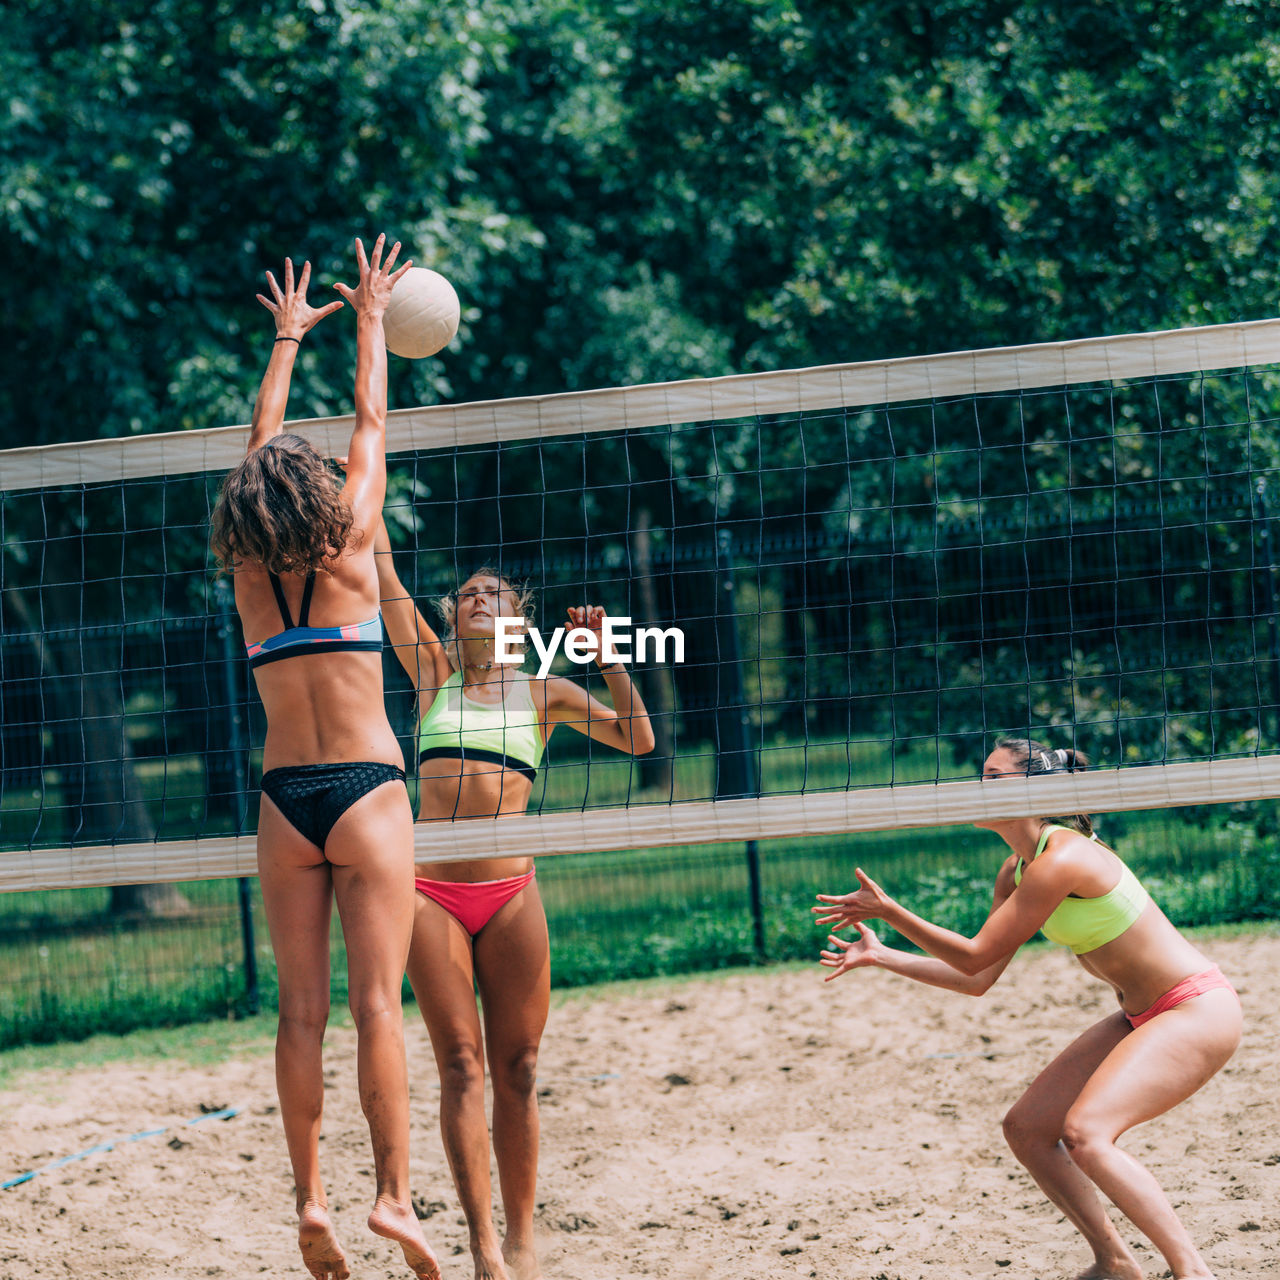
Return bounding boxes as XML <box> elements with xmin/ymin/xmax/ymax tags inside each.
<box><xmin>4</xmin><ymin>4</ymin><xmax>1280</xmax><ymax>942</ymax></box>
<box><xmin>7</xmin><ymin>2</ymin><xmax>1280</xmax><ymax>632</ymax></box>
<box><xmin>0</xmin><ymin>0</ymin><xmax>524</xmax><ymax>446</ymax></box>
<box><xmin>1</xmin><ymin>798</ymin><xmax>1275</xmax><ymax>1046</ymax></box>
<box><xmin>4</xmin><ymin>0</ymin><xmax>1279</xmax><ymax>447</ymax></box>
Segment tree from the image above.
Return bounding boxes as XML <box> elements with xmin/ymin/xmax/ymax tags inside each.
<box><xmin>4</xmin><ymin>0</ymin><xmax>1279</xmax><ymax>862</ymax></box>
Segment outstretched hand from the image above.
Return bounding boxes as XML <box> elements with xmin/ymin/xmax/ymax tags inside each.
<box><xmin>256</xmin><ymin>258</ymin><xmax>345</xmax><ymax>339</ymax></box>
<box><xmin>812</xmin><ymin>867</ymin><xmax>891</xmax><ymax>930</ymax></box>
<box><xmin>819</xmin><ymin>922</ymin><xmax>884</xmax><ymax>982</ymax></box>
<box><xmin>566</xmin><ymin>605</ymin><xmax>608</xmax><ymax>666</ymax></box>
<box><xmin>333</xmin><ymin>233</ymin><xmax>412</xmax><ymax>318</ymax></box>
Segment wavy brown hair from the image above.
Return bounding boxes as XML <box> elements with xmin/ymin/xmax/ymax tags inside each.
<box><xmin>210</xmin><ymin>434</ymin><xmax>358</xmax><ymax>574</ymax></box>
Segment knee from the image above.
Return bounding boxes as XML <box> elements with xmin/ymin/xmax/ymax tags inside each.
<box><xmin>1061</xmin><ymin>1111</ymin><xmax>1110</xmax><ymax>1170</ymax></box>
<box><xmin>347</xmin><ymin>992</ymin><xmax>400</xmax><ymax>1035</ymax></box>
<box><xmin>439</xmin><ymin>1043</ymin><xmax>486</xmax><ymax>1095</ymax></box>
<box><xmin>1001</xmin><ymin>1102</ymin><xmax>1054</xmax><ymax>1157</ymax></box>
<box><xmin>277</xmin><ymin>999</ymin><xmax>329</xmax><ymax>1042</ymax></box>
<box><xmin>491</xmin><ymin>1044</ymin><xmax>540</xmax><ymax>1099</ymax></box>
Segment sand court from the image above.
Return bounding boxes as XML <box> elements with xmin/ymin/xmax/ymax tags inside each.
<box><xmin>3</xmin><ymin>930</ymin><xmax>1278</xmax><ymax>1279</ymax></box>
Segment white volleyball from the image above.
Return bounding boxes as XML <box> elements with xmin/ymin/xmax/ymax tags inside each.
<box><xmin>383</xmin><ymin>267</ymin><xmax>460</xmax><ymax>359</ymax></box>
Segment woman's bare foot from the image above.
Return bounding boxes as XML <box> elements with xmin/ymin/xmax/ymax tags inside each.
<box><xmin>502</xmin><ymin>1237</ymin><xmax>543</xmax><ymax>1280</ymax></box>
<box><xmin>368</xmin><ymin>1196</ymin><xmax>442</xmax><ymax>1280</ymax></box>
<box><xmin>472</xmin><ymin>1238</ymin><xmax>511</xmax><ymax>1280</ymax></box>
<box><xmin>1073</xmin><ymin>1259</ymin><xmax>1144</xmax><ymax>1280</ymax></box>
<box><xmin>298</xmin><ymin>1198</ymin><xmax>349</xmax><ymax>1280</ymax></box>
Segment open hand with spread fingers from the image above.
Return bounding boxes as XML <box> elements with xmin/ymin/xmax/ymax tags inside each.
<box><xmin>256</xmin><ymin>257</ymin><xmax>345</xmax><ymax>341</ymax></box>
<box><xmin>812</xmin><ymin>867</ymin><xmax>891</xmax><ymax>930</ymax></box>
<box><xmin>819</xmin><ymin>922</ymin><xmax>887</xmax><ymax>981</ymax></box>
<box><xmin>333</xmin><ymin>233</ymin><xmax>413</xmax><ymax>319</ymax></box>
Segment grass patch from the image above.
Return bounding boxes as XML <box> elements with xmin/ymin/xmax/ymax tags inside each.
<box><xmin>0</xmin><ymin>1009</ymin><xmax>283</xmax><ymax>1091</ymax></box>
<box><xmin>540</xmin><ymin>806</ymin><xmax>1279</xmax><ymax>985</ymax></box>
<box><xmin>0</xmin><ymin>736</ymin><xmax>1277</xmax><ymax>1046</ymax></box>
<box><xmin>5</xmin><ymin>920</ymin><xmax>1276</xmax><ymax>1093</ymax></box>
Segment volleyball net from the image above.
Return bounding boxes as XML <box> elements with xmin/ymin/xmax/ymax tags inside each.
<box><xmin>3</xmin><ymin>318</ymin><xmax>1280</xmax><ymax>892</ymax></box>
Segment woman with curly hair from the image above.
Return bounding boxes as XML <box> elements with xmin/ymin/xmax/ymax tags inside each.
<box><xmin>373</xmin><ymin>530</ymin><xmax>656</xmax><ymax>1280</ymax></box>
<box><xmin>815</xmin><ymin>736</ymin><xmax>1241</xmax><ymax>1280</ymax></box>
<box><xmin>211</xmin><ymin>239</ymin><xmax>440</xmax><ymax>1280</ymax></box>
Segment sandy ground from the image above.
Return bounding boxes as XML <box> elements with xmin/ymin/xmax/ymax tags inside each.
<box><xmin>2</xmin><ymin>932</ymin><xmax>1279</xmax><ymax>1280</ymax></box>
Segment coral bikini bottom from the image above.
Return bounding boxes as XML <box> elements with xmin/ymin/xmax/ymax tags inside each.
<box><xmin>1125</xmin><ymin>965</ymin><xmax>1237</xmax><ymax>1029</ymax></box>
<box><xmin>413</xmin><ymin>869</ymin><xmax>536</xmax><ymax>937</ymax></box>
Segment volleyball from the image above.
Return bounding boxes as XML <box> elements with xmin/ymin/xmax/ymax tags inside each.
<box><xmin>383</xmin><ymin>267</ymin><xmax>460</xmax><ymax>359</ymax></box>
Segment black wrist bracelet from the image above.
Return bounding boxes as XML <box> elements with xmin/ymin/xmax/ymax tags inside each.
<box><xmin>274</xmin><ymin>336</ymin><xmax>301</xmax><ymax>345</ymax></box>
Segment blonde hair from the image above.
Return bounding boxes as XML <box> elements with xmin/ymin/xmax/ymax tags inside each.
<box><xmin>437</xmin><ymin>568</ymin><xmax>535</xmax><ymax>671</ymax></box>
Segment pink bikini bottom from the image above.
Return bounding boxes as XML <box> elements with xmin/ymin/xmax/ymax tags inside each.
<box><xmin>413</xmin><ymin>869</ymin><xmax>536</xmax><ymax>937</ymax></box>
<box><xmin>1125</xmin><ymin>965</ymin><xmax>1237</xmax><ymax>1029</ymax></box>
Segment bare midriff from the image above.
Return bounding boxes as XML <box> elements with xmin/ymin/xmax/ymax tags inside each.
<box><xmin>414</xmin><ymin>759</ymin><xmax>536</xmax><ymax>882</ymax></box>
<box><xmin>1074</xmin><ymin>901</ymin><xmax>1221</xmax><ymax>1015</ymax></box>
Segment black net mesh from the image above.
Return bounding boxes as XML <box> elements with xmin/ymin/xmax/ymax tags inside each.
<box><xmin>2</xmin><ymin>361</ymin><xmax>1279</xmax><ymax>1043</ymax></box>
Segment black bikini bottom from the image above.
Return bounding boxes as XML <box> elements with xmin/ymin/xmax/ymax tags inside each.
<box><xmin>260</xmin><ymin>761</ymin><xmax>406</xmax><ymax>850</ymax></box>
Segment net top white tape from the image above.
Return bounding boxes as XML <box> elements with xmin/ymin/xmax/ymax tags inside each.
<box><xmin>3</xmin><ymin>317</ymin><xmax>1278</xmax><ymax>492</ymax></box>
<box><xmin>3</xmin><ymin>755</ymin><xmax>1276</xmax><ymax>892</ymax></box>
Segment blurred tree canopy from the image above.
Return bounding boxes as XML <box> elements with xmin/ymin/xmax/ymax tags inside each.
<box><xmin>2</xmin><ymin>0</ymin><xmax>1279</xmax><ymax>835</ymax></box>
<box><xmin>1</xmin><ymin>0</ymin><xmax>1277</xmax><ymax>447</ymax></box>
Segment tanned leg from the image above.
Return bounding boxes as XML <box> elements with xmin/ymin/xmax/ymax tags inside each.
<box><xmin>407</xmin><ymin>893</ymin><xmax>509</xmax><ymax>1280</ymax></box>
<box><xmin>257</xmin><ymin>797</ymin><xmax>349</xmax><ymax>1280</ymax></box>
<box><xmin>328</xmin><ymin>782</ymin><xmax>441</xmax><ymax>1280</ymax></box>
<box><xmin>475</xmin><ymin>881</ymin><xmax>551</xmax><ymax>1280</ymax></box>
<box><xmin>1002</xmin><ymin>1012</ymin><xmax>1144</xmax><ymax>1280</ymax></box>
<box><xmin>1062</xmin><ymin>989</ymin><xmax>1241</xmax><ymax>1280</ymax></box>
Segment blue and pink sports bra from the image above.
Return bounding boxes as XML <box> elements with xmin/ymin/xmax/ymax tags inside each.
<box><xmin>245</xmin><ymin>572</ymin><xmax>383</xmax><ymax>669</ymax></box>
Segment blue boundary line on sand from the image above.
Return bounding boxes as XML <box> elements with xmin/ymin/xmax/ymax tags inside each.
<box><xmin>1</xmin><ymin>1106</ymin><xmax>242</xmax><ymax>1190</ymax></box>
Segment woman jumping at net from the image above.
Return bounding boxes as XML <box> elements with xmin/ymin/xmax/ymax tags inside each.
<box><xmin>373</xmin><ymin>531</ymin><xmax>656</xmax><ymax>1280</ymax></box>
<box><xmin>814</xmin><ymin>737</ymin><xmax>1240</xmax><ymax>1280</ymax></box>
<box><xmin>210</xmin><ymin>239</ymin><xmax>440</xmax><ymax>1280</ymax></box>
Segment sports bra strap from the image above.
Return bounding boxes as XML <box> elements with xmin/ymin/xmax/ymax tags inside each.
<box><xmin>267</xmin><ymin>571</ymin><xmax>317</xmax><ymax>630</ymax></box>
<box><xmin>298</xmin><ymin>572</ymin><xmax>316</xmax><ymax>627</ymax></box>
<box><xmin>1033</xmin><ymin>823</ymin><xmax>1098</xmax><ymax>860</ymax></box>
<box><xmin>268</xmin><ymin>573</ymin><xmax>294</xmax><ymax>629</ymax></box>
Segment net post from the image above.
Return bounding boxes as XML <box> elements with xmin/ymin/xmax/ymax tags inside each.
<box><xmin>215</xmin><ymin>578</ymin><xmax>259</xmax><ymax>1016</ymax></box>
<box><xmin>714</xmin><ymin>528</ymin><xmax>765</xmax><ymax>961</ymax></box>
<box><xmin>630</xmin><ymin>506</ymin><xmax>677</xmax><ymax>791</ymax></box>
<box><xmin>1253</xmin><ymin>478</ymin><xmax>1280</xmax><ymax>749</ymax></box>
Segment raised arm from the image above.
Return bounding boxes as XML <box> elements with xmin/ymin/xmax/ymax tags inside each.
<box><xmin>373</xmin><ymin>517</ymin><xmax>452</xmax><ymax>700</ymax></box>
<box><xmin>543</xmin><ymin>606</ymin><xmax>656</xmax><ymax>755</ymax></box>
<box><xmin>331</xmin><ymin>235</ymin><xmax>412</xmax><ymax>532</ymax></box>
<box><xmin>245</xmin><ymin>258</ymin><xmax>344</xmax><ymax>454</ymax></box>
<box><xmin>818</xmin><ymin>858</ymin><xmax>1022</xmax><ymax>996</ymax></box>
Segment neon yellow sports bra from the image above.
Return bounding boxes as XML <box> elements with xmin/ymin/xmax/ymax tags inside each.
<box><xmin>1014</xmin><ymin>825</ymin><xmax>1150</xmax><ymax>955</ymax></box>
<box><xmin>417</xmin><ymin>671</ymin><xmax>545</xmax><ymax>783</ymax></box>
